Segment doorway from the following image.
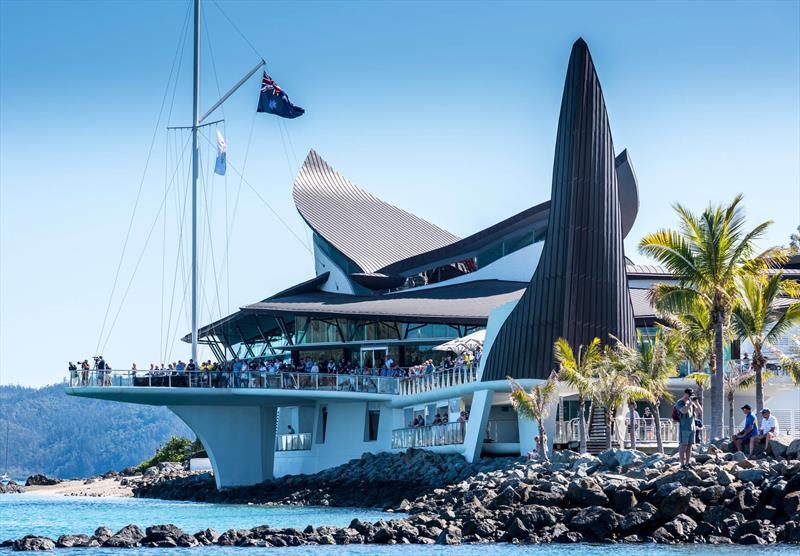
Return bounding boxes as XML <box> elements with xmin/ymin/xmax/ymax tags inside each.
<box><xmin>360</xmin><ymin>346</ymin><xmax>388</xmax><ymax>370</ymax></box>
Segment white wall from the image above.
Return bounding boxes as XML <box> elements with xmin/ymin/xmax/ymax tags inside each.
<box><xmin>314</xmin><ymin>242</ymin><xmax>355</xmax><ymax>294</ymax></box>
<box><xmin>170</xmin><ymin>405</ymin><xmax>277</xmax><ymax>488</ymax></box>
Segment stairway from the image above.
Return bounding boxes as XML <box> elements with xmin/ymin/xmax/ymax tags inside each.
<box><xmin>586</xmin><ymin>405</ymin><xmax>609</xmax><ymax>454</ymax></box>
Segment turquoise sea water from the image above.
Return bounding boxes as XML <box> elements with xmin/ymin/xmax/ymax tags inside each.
<box><xmin>2</xmin><ymin>495</ymin><xmax>798</xmax><ymax>555</ymax></box>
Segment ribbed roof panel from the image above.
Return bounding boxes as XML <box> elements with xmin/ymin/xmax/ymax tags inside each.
<box><xmin>293</xmin><ymin>150</ymin><xmax>460</xmax><ymax>273</ymax></box>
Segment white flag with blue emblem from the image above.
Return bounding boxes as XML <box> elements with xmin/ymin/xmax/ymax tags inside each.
<box><xmin>214</xmin><ymin>129</ymin><xmax>227</xmax><ymax>176</ymax></box>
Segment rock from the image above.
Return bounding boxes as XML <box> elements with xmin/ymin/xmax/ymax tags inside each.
<box><xmin>571</xmin><ymin>454</ymin><xmax>601</xmax><ymax>470</ymax></box>
<box><xmin>787</xmin><ymin>439</ymin><xmax>800</xmax><ymax>460</ymax></box>
<box><xmin>103</xmin><ymin>525</ymin><xmax>144</xmax><ymax>548</ymax></box>
<box><xmin>620</xmin><ymin>510</ymin><xmax>656</xmax><ymax>533</ymax></box>
<box><xmin>597</xmin><ymin>449</ymin><xmax>619</xmax><ymax>468</ymax></box>
<box><xmin>784</xmin><ymin>491</ymin><xmax>800</xmax><ymax>516</ymax></box>
<box><xmin>613</xmin><ymin>489</ymin><xmax>637</xmax><ymax>514</ymax></box>
<box><xmin>505</xmin><ymin>517</ymin><xmax>529</xmax><ymax>541</ymax></box>
<box><xmin>12</xmin><ymin>536</ymin><xmax>56</xmax><ymax>551</ymax></box>
<box><xmin>661</xmin><ymin>486</ymin><xmax>693</xmax><ymax>519</ymax></box>
<box><xmin>435</xmin><ymin>526</ymin><xmax>462</xmax><ymax>545</ymax></box>
<box><xmin>738</xmin><ymin>533</ymin><xmax>767</xmax><ymax>545</ymax></box>
<box><xmin>194</xmin><ymin>528</ymin><xmax>220</xmax><ymax>545</ymax></box>
<box><xmin>24</xmin><ymin>474</ymin><xmax>60</xmax><ymax>487</ymax></box>
<box><xmin>566</xmin><ymin>478</ymin><xmax>609</xmax><ymax>507</ymax></box>
<box><xmin>735</xmin><ymin>469</ymin><xmax>765</xmax><ymax>484</ymax></box>
<box><xmin>176</xmin><ymin>534</ymin><xmax>200</xmax><ymax>547</ymax></box>
<box><xmin>716</xmin><ymin>467</ymin><xmax>734</xmax><ymax>486</ymax></box>
<box><xmin>55</xmin><ymin>535</ymin><xmax>91</xmax><ymax>548</ymax></box>
<box><xmin>568</xmin><ymin>506</ymin><xmax>621</xmax><ymax>539</ymax></box>
<box><xmin>91</xmin><ymin>527</ymin><xmax>113</xmax><ymax>542</ymax></box>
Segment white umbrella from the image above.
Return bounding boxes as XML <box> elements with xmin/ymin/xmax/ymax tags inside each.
<box><xmin>433</xmin><ymin>329</ymin><xmax>486</xmax><ymax>354</ymax></box>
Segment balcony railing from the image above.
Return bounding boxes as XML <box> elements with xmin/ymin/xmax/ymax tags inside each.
<box><xmin>391</xmin><ymin>421</ymin><xmax>466</xmax><ymax>449</ymax></box>
<box><xmin>399</xmin><ymin>366</ymin><xmax>478</xmax><ymax>396</ymax></box>
<box><xmin>275</xmin><ymin>432</ymin><xmax>312</xmax><ymax>451</ymax></box>
<box><xmin>67</xmin><ymin>370</ymin><xmax>399</xmax><ymax>395</ymax></box>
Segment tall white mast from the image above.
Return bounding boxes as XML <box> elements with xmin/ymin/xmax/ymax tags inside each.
<box><xmin>190</xmin><ymin>0</ymin><xmax>201</xmax><ymax>363</ymax></box>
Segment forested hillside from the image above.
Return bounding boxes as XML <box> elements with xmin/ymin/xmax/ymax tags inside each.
<box><xmin>0</xmin><ymin>384</ymin><xmax>192</xmax><ymax>479</ymax></box>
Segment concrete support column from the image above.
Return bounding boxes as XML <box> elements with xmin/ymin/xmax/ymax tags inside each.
<box><xmin>462</xmin><ymin>389</ymin><xmax>492</xmax><ymax>462</ymax></box>
<box><xmin>517</xmin><ymin>397</ymin><xmax>560</xmax><ymax>457</ymax></box>
<box><xmin>169</xmin><ymin>405</ymin><xmax>277</xmax><ymax>489</ymax></box>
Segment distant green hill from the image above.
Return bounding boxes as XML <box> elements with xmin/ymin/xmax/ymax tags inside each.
<box><xmin>0</xmin><ymin>384</ymin><xmax>192</xmax><ymax>479</ymax></box>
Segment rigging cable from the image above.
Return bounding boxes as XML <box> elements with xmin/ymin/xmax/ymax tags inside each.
<box><xmin>99</xmin><ymin>132</ymin><xmax>193</xmax><ymax>356</ymax></box>
<box><xmin>198</xmin><ymin>128</ymin><xmax>312</xmax><ymax>255</ymax></box>
<box><xmin>95</xmin><ymin>0</ymin><xmax>192</xmax><ymax>357</ymax></box>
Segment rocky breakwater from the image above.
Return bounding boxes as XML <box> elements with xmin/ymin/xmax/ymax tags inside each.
<box><xmin>7</xmin><ymin>446</ymin><xmax>800</xmax><ymax>549</ymax></box>
<box><xmin>134</xmin><ymin>450</ymin><xmax>515</xmax><ymax>508</ymax></box>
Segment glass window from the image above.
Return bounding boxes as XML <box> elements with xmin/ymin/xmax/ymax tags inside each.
<box><xmin>476</xmin><ymin>242</ymin><xmax>503</xmax><ymax>269</ymax></box>
<box><xmin>503</xmin><ymin>232</ymin><xmax>534</xmax><ymax>255</ymax></box>
<box><xmin>365</xmin><ymin>409</ymin><xmax>380</xmax><ymax>442</ymax></box>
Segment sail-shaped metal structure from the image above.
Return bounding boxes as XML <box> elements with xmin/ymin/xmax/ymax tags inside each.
<box><xmin>481</xmin><ymin>38</ymin><xmax>636</xmax><ymax>382</ymax></box>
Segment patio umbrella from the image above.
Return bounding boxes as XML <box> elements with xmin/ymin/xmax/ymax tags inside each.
<box><xmin>433</xmin><ymin>329</ymin><xmax>486</xmax><ymax>354</ymax></box>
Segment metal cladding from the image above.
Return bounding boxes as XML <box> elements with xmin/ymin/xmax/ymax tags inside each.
<box><xmin>293</xmin><ymin>150</ymin><xmax>460</xmax><ymax>273</ymax></box>
<box><xmin>481</xmin><ymin>38</ymin><xmax>636</xmax><ymax>382</ymax></box>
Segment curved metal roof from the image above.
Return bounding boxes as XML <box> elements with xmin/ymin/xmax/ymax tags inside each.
<box><xmin>293</xmin><ymin>150</ymin><xmax>460</xmax><ymax>273</ymax></box>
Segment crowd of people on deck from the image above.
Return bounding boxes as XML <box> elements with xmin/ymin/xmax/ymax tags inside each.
<box><xmin>68</xmin><ymin>349</ymin><xmax>482</xmax><ymax>388</ymax></box>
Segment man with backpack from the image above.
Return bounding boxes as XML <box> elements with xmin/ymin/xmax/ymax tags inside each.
<box><xmin>674</xmin><ymin>388</ymin><xmax>702</xmax><ymax>469</ymax></box>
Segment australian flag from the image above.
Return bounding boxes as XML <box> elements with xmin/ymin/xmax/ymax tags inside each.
<box><xmin>257</xmin><ymin>72</ymin><xmax>304</xmax><ymax>119</ymax></box>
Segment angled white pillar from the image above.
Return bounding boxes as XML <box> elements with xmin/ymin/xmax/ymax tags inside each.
<box><xmin>170</xmin><ymin>405</ymin><xmax>277</xmax><ymax>489</ymax></box>
<box><xmin>462</xmin><ymin>389</ymin><xmax>492</xmax><ymax>463</ymax></box>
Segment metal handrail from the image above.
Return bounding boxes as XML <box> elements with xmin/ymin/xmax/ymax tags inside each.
<box><xmin>391</xmin><ymin>421</ymin><xmax>466</xmax><ymax>449</ymax></box>
<box><xmin>67</xmin><ymin>369</ymin><xmax>400</xmax><ymax>395</ymax></box>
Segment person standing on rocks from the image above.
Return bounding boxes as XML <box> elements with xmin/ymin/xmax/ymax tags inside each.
<box><xmin>675</xmin><ymin>388</ymin><xmax>701</xmax><ymax>469</ymax></box>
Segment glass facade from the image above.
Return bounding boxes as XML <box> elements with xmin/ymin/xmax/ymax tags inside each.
<box><xmin>407</xmin><ymin>226</ymin><xmax>547</xmax><ymax>288</ymax></box>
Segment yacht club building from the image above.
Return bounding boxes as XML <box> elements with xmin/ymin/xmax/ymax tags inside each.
<box><xmin>66</xmin><ymin>39</ymin><xmax>800</xmax><ymax>488</ymax></box>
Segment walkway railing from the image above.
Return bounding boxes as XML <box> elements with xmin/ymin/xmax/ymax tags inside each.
<box><xmin>275</xmin><ymin>432</ymin><xmax>312</xmax><ymax>451</ymax></box>
<box><xmin>67</xmin><ymin>370</ymin><xmax>400</xmax><ymax>395</ymax></box>
<box><xmin>399</xmin><ymin>366</ymin><xmax>478</xmax><ymax>396</ymax></box>
<box><xmin>391</xmin><ymin>421</ymin><xmax>466</xmax><ymax>449</ymax></box>
<box><xmin>556</xmin><ymin>417</ymin><xmax>679</xmax><ymax>446</ymax></box>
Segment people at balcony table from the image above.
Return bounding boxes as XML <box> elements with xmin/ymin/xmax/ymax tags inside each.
<box><xmin>175</xmin><ymin>360</ymin><xmax>186</xmax><ymax>372</ymax></box>
<box><xmin>186</xmin><ymin>359</ymin><xmax>196</xmax><ymax>371</ymax></box>
<box><xmin>287</xmin><ymin>425</ymin><xmax>295</xmax><ymax>435</ymax></box>
<box><xmin>756</xmin><ymin>408</ymin><xmax>779</xmax><ymax>453</ymax></box>
<box><xmin>675</xmin><ymin>388</ymin><xmax>701</xmax><ymax>469</ymax></box>
<box><xmin>733</xmin><ymin>404</ymin><xmax>758</xmax><ymax>456</ymax></box>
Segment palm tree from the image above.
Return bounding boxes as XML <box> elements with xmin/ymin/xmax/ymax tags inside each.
<box><xmin>509</xmin><ymin>371</ymin><xmax>558</xmax><ymax>461</ymax></box>
<box><xmin>553</xmin><ymin>337</ymin><xmax>603</xmax><ymax>454</ymax></box>
<box><xmin>591</xmin><ymin>344</ymin><xmax>649</xmax><ymax>450</ymax></box>
<box><xmin>781</xmin><ymin>336</ymin><xmax>800</xmax><ymax>386</ymax></box>
<box><xmin>731</xmin><ymin>272</ymin><xmax>800</xmax><ymax>413</ymax></box>
<box><xmin>619</xmin><ymin>330</ymin><xmax>681</xmax><ymax>453</ymax></box>
<box><xmin>639</xmin><ymin>194</ymin><xmax>775</xmax><ymax>438</ymax></box>
<box><xmin>724</xmin><ymin>362</ymin><xmax>756</xmax><ymax>437</ymax></box>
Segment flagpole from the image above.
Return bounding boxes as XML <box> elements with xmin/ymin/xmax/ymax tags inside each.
<box><xmin>190</xmin><ymin>0</ymin><xmax>200</xmax><ymax>364</ymax></box>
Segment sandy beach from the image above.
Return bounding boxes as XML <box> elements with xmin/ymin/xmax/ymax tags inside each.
<box><xmin>20</xmin><ymin>478</ymin><xmax>133</xmax><ymax>498</ymax></box>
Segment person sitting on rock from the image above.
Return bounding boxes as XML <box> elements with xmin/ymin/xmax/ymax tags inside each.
<box><xmin>733</xmin><ymin>404</ymin><xmax>758</xmax><ymax>456</ymax></box>
<box><xmin>754</xmin><ymin>408</ymin><xmax>779</xmax><ymax>454</ymax></box>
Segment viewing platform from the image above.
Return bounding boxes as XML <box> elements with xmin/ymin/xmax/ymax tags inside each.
<box><xmin>66</xmin><ymin>367</ymin><xmax>481</xmax><ymax>399</ymax></box>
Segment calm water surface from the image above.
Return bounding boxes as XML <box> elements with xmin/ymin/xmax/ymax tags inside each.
<box><xmin>2</xmin><ymin>495</ymin><xmax>797</xmax><ymax>555</ymax></box>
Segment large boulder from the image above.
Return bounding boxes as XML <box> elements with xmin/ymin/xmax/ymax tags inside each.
<box><xmin>103</xmin><ymin>525</ymin><xmax>144</xmax><ymax>548</ymax></box>
<box><xmin>735</xmin><ymin>468</ymin><xmax>766</xmax><ymax>484</ymax></box>
<box><xmin>787</xmin><ymin>439</ymin><xmax>800</xmax><ymax>460</ymax></box>
<box><xmin>660</xmin><ymin>486</ymin><xmax>693</xmax><ymax>519</ymax></box>
<box><xmin>12</xmin><ymin>536</ymin><xmax>56</xmax><ymax>551</ymax></box>
<box><xmin>785</xmin><ymin>491</ymin><xmax>800</xmax><ymax>516</ymax></box>
<box><xmin>55</xmin><ymin>535</ymin><xmax>91</xmax><ymax>548</ymax></box>
<box><xmin>566</xmin><ymin>478</ymin><xmax>609</xmax><ymax>507</ymax></box>
<box><xmin>194</xmin><ymin>528</ymin><xmax>220</xmax><ymax>545</ymax></box>
<box><xmin>767</xmin><ymin>436</ymin><xmax>793</xmax><ymax>459</ymax></box>
<box><xmin>24</xmin><ymin>475</ymin><xmax>60</xmax><ymax>487</ymax></box>
<box><xmin>568</xmin><ymin>506</ymin><xmax>621</xmax><ymax>539</ymax></box>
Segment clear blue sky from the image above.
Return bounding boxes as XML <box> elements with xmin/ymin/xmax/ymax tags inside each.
<box><xmin>1</xmin><ymin>0</ymin><xmax>798</xmax><ymax>386</ymax></box>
